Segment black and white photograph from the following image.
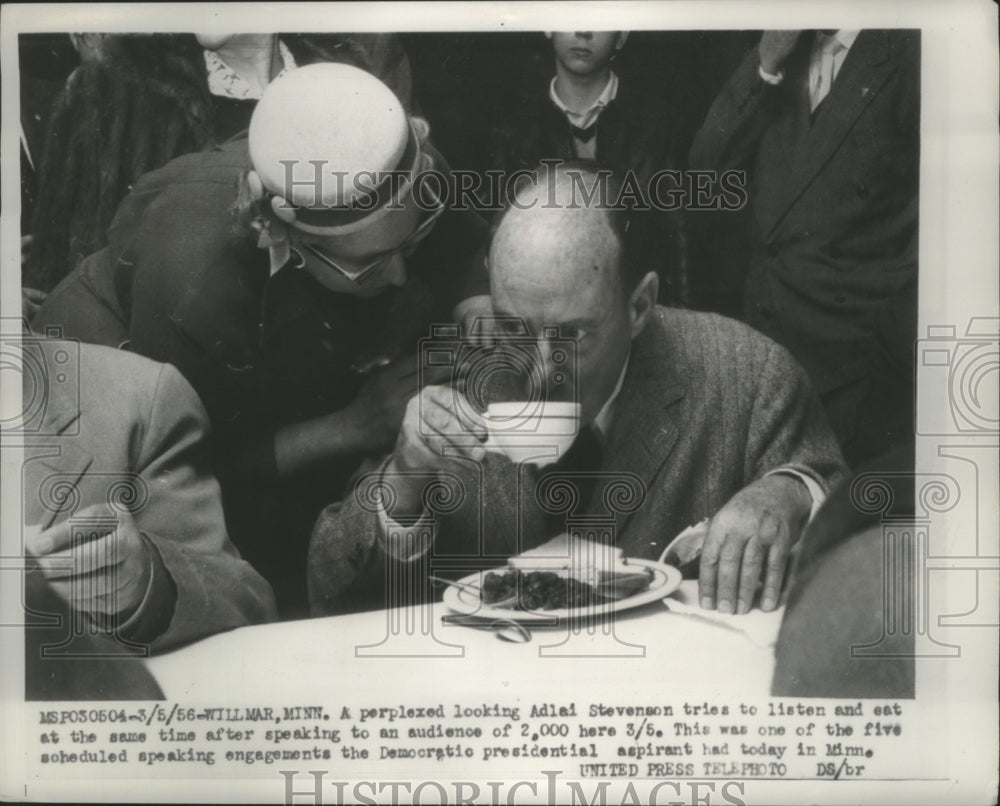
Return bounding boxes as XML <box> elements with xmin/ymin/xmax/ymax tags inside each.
<box><xmin>1</xmin><ymin>2</ymin><xmax>997</xmax><ymax>804</ymax></box>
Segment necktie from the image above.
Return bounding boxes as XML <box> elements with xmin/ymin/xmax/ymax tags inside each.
<box><xmin>535</xmin><ymin>425</ymin><xmax>605</xmax><ymax>537</ymax></box>
<box><xmin>569</xmin><ymin>122</ymin><xmax>598</xmax><ymax>144</ymax></box>
<box><xmin>810</xmin><ymin>35</ymin><xmax>845</xmax><ymax>113</ymax></box>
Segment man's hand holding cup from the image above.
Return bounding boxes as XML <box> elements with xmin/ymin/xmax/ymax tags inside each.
<box><xmin>383</xmin><ymin>386</ymin><xmax>488</xmax><ymax>518</ymax></box>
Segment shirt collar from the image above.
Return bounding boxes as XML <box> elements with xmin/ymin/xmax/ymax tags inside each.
<box><xmin>269</xmin><ymin>239</ymin><xmax>291</xmax><ymax>276</ymax></box>
<box><xmin>549</xmin><ymin>70</ymin><xmax>619</xmax><ymax>129</ymax></box>
<box><xmin>592</xmin><ymin>352</ymin><xmax>629</xmax><ymax>440</ymax></box>
<box><xmin>204</xmin><ymin>39</ymin><xmax>296</xmax><ymax>101</ymax></box>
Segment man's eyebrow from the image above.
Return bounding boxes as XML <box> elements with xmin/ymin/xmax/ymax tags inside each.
<box><xmin>555</xmin><ymin>316</ymin><xmax>599</xmax><ymax>330</ymax></box>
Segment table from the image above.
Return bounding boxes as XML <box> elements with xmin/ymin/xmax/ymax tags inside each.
<box><xmin>146</xmin><ymin>582</ymin><xmax>782</xmax><ymax>699</ymax></box>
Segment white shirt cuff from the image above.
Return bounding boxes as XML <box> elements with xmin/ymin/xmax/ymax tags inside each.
<box><xmin>375</xmin><ymin>478</ymin><xmax>434</xmax><ymax>562</ymax></box>
<box><xmin>452</xmin><ymin>294</ymin><xmax>492</xmax><ymax>330</ymax></box>
<box><xmin>764</xmin><ymin>468</ymin><xmax>826</xmax><ymax>524</ymax></box>
<box><xmin>758</xmin><ymin>64</ymin><xmax>785</xmax><ymax>85</ymax></box>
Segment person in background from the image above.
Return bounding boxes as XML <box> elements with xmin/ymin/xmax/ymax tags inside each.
<box><xmin>18</xmin><ymin>33</ymin><xmax>87</xmax><ymax>319</ymax></box>
<box><xmin>772</xmin><ymin>444</ymin><xmax>915</xmax><ymax>698</ymax></box>
<box><xmin>689</xmin><ymin>30</ymin><xmax>919</xmax><ymax>467</ymax></box>
<box><xmin>489</xmin><ymin>31</ymin><xmax>688</xmax><ymax>304</ymax></box>
<box><xmin>24</xmin><ymin>31</ymin><xmax>413</xmax><ymax>294</ymax></box>
<box><xmin>309</xmin><ymin>163</ymin><xmax>846</xmax><ymax>617</ymax></box>
<box><xmin>21</xmin><ymin>333</ymin><xmax>276</xmax><ymax>654</ymax></box>
<box><xmin>32</xmin><ymin>64</ymin><xmax>490</xmax><ymax>617</ymax></box>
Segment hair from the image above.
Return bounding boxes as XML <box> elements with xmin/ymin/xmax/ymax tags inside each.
<box><xmin>489</xmin><ymin>159</ymin><xmax>657</xmax><ymax>292</ymax></box>
<box><xmin>25</xmin><ymin>34</ymin><xmax>214</xmax><ymax>291</ymax></box>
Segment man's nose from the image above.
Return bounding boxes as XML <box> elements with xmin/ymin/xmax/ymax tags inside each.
<box><xmin>535</xmin><ymin>337</ymin><xmax>572</xmax><ymax>397</ymax></box>
<box><xmin>574</xmin><ymin>32</ymin><xmax>593</xmax><ymax>41</ymax></box>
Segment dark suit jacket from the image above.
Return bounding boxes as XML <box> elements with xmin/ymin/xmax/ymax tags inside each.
<box><xmin>309</xmin><ymin>308</ymin><xmax>848</xmax><ymax>615</ymax></box>
<box><xmin>689</xmin><ymin>30</ymin><xmax>919</xmax><ymax>394</ymax></box>
<box><xmin>22</xmin><ymin>340</ymin><xmax>277</xmax><ymax>652</ymax></box>
<box><xmin>772</xmin><ymin>444</ymin><xmax>915</xmax><ymax>698</ymax></box>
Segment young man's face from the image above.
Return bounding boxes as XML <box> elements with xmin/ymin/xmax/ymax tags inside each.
<box><xmin>550</xmin><ymin>32</ymin><xmax>626</xmax><ymax>77</ymax></box>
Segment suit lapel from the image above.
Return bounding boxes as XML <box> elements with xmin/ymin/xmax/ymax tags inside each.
<box><xmin>23</xmin><ymin>343</ymin><xmax>94</xmax><ymax>528</ymax></box>
<box><xmin>595</xmin><ymin>320</ymin><xmax>685</xmax><ymax>538</ymax></box>
<box><xmin>767</xmin><ymin>30</ymin><xmax>896</xmax><ymax>238</ymax></box>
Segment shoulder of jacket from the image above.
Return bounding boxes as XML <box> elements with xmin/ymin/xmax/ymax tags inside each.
<box><xmin>130</xmin><ymin>141</ymin><xmax>251</xmax><ymax>195</ymax></box>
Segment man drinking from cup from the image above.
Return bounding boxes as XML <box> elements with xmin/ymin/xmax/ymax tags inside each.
<box><xmin>309</xmin><ymin>163</ymin><xmax>846</xmax><ymax>618</ymax></box>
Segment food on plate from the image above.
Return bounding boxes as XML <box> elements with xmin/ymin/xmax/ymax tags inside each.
<box><xmin>481</xmin><ymin>535</ymin><xmax>654</xmax><ymax>611</ymax></box>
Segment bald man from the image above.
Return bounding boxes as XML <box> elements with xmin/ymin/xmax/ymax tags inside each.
<box><xmin>309</xmin><ymin>164</ymin><xmax>847</xmax><ymax>618</ymax></box>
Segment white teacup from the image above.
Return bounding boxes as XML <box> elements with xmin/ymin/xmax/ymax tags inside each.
<box><xmin>483</xmin><ymin>401</ymin><xmax>581</xmax><ymax>466</ymax></box>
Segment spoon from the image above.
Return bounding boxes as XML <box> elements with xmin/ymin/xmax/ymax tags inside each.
<box><xmin>440</xmin><ymin>614</ymin><xmax>532</xmax><ymax>643</ymax></box>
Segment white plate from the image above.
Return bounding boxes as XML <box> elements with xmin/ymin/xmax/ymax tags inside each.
<box><xmin>441</xmin><ymin>558</ymin><xmax>683</xmax><ymax>623</ymax></box>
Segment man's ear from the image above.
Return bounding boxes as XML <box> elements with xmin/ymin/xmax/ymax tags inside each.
<box><xmin>270</xmin><ymin>195</ymin><xmax>297</xmax><ymax>225</ymax></box>
<box><xmin>616</xmin><ymin>32</ymin><xmax>630</xmax><ymax>51</ymax></box>
<box><xmin>628</xmin><ymin>271</ymin><xmax>658</xmax><ymax>339</ymax></box>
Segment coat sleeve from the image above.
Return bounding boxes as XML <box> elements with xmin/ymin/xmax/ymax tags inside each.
<box><xmin>131</xmin><ymin>362</ymin><xmax>278</xmax><ymax>651</ymax></box>
<box><xmin>742</xmin><ymin>336</ymin><xmax>849</xmax><ymax>495</ymax></box>
<box><xmin>307</xmin><ymin>457</ymin><xmax>406</xmax><ymax>617</ymax></box>
<box><xmin>308</xmin><ymin>457</ymin><xmax>486</xmax><ymax>617</ymax></box>
<box><xmin>688</xmin><ymin>45</ymin><xmax>779</xmax><ymax>172</ymax></box>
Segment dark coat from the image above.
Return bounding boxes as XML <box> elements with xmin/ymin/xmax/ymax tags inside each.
<box><xmin>772</xmin><ymin>444</ymin><xmax>916</xmax><ymax>698</ymax></box>
<box><xmin>690</xmin><ymin>30</ymin><xmax>920</xmax><ymax>395</ymax></box>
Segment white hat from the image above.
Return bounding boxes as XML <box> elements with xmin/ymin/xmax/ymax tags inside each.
<box><xmin>248</xmin><ymin>62</ymin><xmax>418</xmax><ymax>234</ymax></box>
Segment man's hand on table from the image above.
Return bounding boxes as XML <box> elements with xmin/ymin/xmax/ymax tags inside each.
<box><xmin>384</xmin><ymin>385</ymin><xmax>488</xmax><ymax>518</ymax></box>
<box><xmin>698</xmin><ymin>474</ymin><xmax>812</xmax><ymax>615</ymax></box>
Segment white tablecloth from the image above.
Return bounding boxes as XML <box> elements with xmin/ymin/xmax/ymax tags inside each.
<box><xmin>146</xmin><ymin>582</ymin><xmax>782</xmax><ymax>699</ymax></box>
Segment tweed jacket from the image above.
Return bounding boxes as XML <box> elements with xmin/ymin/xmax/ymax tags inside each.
<box><xmin>309</xmin><ymin>308</ymin><xmax>848</xmax><ymax>615</ymax></box>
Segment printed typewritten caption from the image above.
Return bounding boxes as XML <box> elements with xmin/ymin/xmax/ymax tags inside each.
<box><xmin>30</xmin><ymin>698</ymin><xmax>909</xmax><ymax>783</ymax></box>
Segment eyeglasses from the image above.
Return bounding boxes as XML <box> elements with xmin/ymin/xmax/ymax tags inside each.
<box><xmin>292</xmin><ymin>194</ymin><xmax>446</xmax><ymax>286</ymax></box>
